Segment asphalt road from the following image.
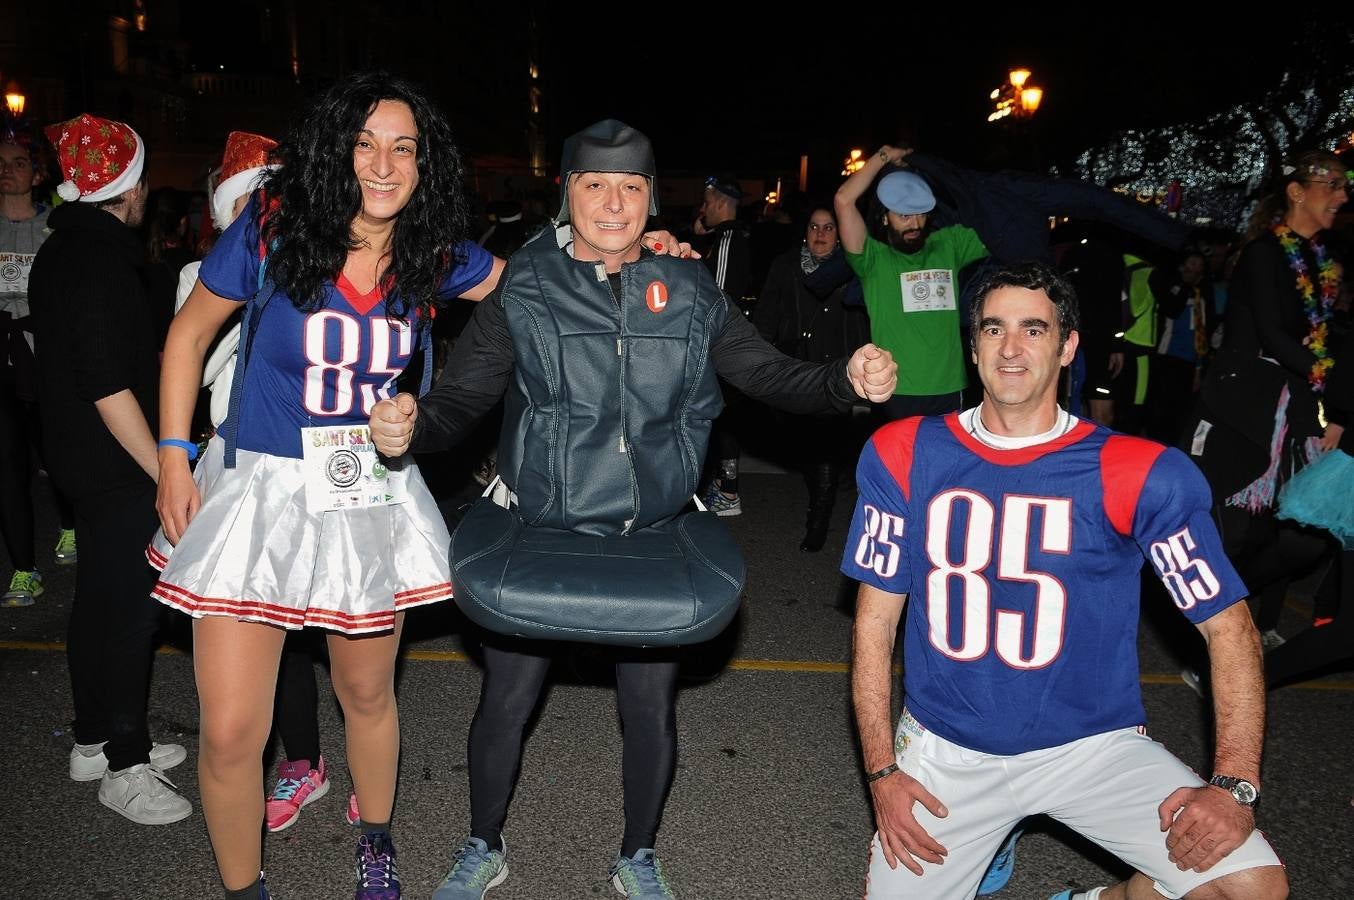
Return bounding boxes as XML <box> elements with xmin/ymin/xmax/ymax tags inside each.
<box><xmin>3</xmin><ymin>468</ymin><xmax>1351</xmax><ymax>899</ymax></box>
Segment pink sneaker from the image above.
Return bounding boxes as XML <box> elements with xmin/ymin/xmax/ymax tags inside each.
<box><xmin>264</xmin><ymin>756</ymin><xmax>331</xmax><ymax>832</ymax></box>
<box><xmin>345</xmin><ymin>791</ymin><xmax>360</xmax><ymax>826</ymax></box>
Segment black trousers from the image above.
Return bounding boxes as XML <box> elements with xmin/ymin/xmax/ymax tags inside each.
<box><xmin>0</xmin><ymin>372</ymin><xmax>35</xmax><ymax>571</ymax></box>
<box><xmin>0</xmin><ymin>373</ymin><xmax>73</xmax><ymax>571</ymax></box>
<box><xmin>67</xmin><ymin>481</ymin><xmax>165</xmax><ymax>771</ymax></box>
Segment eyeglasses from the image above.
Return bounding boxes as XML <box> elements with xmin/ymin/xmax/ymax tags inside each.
<box><xmin>1305</xmin><ymin>178</ymin><xmax>1350</xmax><ymax>192</ymax></box>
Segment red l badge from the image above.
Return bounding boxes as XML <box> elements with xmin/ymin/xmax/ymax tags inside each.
<box><xmin>645</xmin><ymin>280</ymin><xmax>669</xmax><ymax>313</ymax></box>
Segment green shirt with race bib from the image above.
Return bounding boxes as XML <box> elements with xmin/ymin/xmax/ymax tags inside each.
<box><xmin>846</xmin><ymin>226</ymin><xmax>987</xmax><ymax>396</ymax></box>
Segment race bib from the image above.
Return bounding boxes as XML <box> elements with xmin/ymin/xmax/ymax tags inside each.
<box><xmin>301</xmin><ymin>424</ymin><xmax>407</xmax><ymax>511</ymax></box>
<box><xmin>895</xmin><ymin>707</ymin><xmax>928</xmax><ymax>769</ymax></box>
<box><xmin>0</xmin><ymin>251</ymin><xmax>36</xmax><ymax>297</ymax></box>
<box><xmin>900</xmin><ymin>268</ymin><xmax>956</xmax><ymax>313</ymax></box>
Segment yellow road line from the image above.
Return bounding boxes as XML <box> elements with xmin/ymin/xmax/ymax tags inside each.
<box><xmin>5</xmin><ymin>640</ymin><xmax>1353</xmax><ymax>690</ymax></box>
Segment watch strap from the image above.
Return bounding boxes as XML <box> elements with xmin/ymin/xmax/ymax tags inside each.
<box><xmin>867</xmin><ymin>763</ymin><xmax>900</xmax><ymax>783</ymax></box>
<box><xmin>1209</xmin><ymin>775</ymin><xmax>1259</xmax><ymax>807</ymax></box>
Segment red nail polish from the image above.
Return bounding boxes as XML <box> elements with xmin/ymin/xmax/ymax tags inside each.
<box><xmin>653</xmin><ymin>242</ymin><xmax>663</xmax><ymax>252</ymax></box>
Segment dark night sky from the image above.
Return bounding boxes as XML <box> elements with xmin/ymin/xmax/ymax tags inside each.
<box><xmin>175</xmin><ymin>7</ymin><xmax>1338</xmax><ymax>189</ymax></box>
<box><xmin>533</xmin><ymin>13</ymin><xmax>1314</xmax><ymax>184</ymax></box>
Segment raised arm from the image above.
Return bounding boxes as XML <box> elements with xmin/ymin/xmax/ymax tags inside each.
<box><xmin>835</xmin><ymin>145</ymin><xmax>909</xmax><ymax>253</ymax></box>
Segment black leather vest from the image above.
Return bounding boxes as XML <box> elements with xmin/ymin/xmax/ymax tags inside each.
<box><xmin>497</xmin><ymin>225</ymin><xmax>728</xmax><ymax>536</ymax></box>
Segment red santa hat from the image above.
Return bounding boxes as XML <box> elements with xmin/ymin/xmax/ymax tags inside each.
<box><xmin>44</xmin><ymin>113</ymin><xmax>145</xmax><ymax>203</ymax></box>
<box><xmin>211</xmin><ymin>131</ymin><xmax>278</xmax><ymax>232</ymax></box>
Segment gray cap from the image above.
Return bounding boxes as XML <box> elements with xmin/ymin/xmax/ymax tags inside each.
<box><xmin>556</xmin><ymin>119</ymin><xmax>658</xmax><ymax>222</ymax></box>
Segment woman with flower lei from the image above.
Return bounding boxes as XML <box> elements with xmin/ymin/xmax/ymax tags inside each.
<box><xmin>1199</xmin><ymin>149</ymin><xmax>1349</xmax><ymax>647</ymax></box>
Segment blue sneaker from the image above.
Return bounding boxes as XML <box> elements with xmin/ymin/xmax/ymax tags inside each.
<box><xmin>701</xmin><ymin>485</ymin><xmax>741</xmax><ymax>517</ymax></box>
<box><xmin>609</xmin><ymin>848</ymin><xmax>677</xmax><ymax>898</ymax></box>
<box><xmin>431</xmin><ymin>837</ymin><xmax>508</xmax><ymax>899</ymax></box>
<box><xmin>354</xmin><ymin>832</ymin><xmax>400</xmax><ymax>899</ymax></box>
<box><xmin>1048</xmin><ymin>892</ymin><xmax>1076</xmax><ymax>900</ymax></box>
<box><xmin>977</xmin><ymin>826</ymin><xmax>1022</xmax><ymax>895</ymax></box>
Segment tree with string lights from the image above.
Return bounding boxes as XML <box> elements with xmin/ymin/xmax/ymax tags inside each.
<box><xmin>1074</xmin><ymin>29</ymin><xmax>1354</xmax><ymax>231</ymax></box>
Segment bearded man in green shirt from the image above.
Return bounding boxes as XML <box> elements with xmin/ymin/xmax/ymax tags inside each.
<box><xmin>836</xmin><ymin>145</ymin><xmax>989</xmax><ymax>420</ymax></box>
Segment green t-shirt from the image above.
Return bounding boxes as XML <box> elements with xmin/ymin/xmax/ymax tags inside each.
<box><xmin>846</xmin><ymin>226</ymin><xmax>988</xmax><ymax>396</ymax></box>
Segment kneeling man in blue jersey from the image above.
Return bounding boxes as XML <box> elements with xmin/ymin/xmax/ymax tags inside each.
<box><xmin>844</xmin><ymin>261</ymin><xmax>1287</xmax><ymax>900</ymax></box>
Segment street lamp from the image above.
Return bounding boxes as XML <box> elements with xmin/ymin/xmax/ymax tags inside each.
<box><xmin>4</xmin><ymin>84</ymin><xmax>24</xmax><ymax>118</ymax></box>
<box><xmin>841</xmin><ymin>148</ymin><xmax>866</xmax><ymax>177</ymax></box>
<box><xmin>987</xmin><ymin>68</ymin><xmax>1043</xmax><ymax>122</ymax></box>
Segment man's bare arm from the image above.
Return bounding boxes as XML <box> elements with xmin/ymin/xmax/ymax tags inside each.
<box><xmin>852</xmin><ymin>581</ymin><xmax>906</xmax><ymax>771</ymax></box>
<box><xmin>852</xmin><ymin>581</ymin><xmax>950</xmax><ymax>874</ymax></box>
<box><xmin>1201</xmin><ymin>601</ymin><xmax>1266</xmax><ymax>783</ymax></box>
<box><xmin>1159</xmin><ymin>601</ymin><xmax>1264</xmax><ymax>873</ymax></box>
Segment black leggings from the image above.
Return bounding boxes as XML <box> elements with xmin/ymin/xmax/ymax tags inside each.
<box><xmin>274</xmin><ymin>633</ymin><xmax>323</xmax><ymax>765</ymax></box>
<box><xmin>1266</xmin><ymin>550</ymin><xmax>1354</xmax><ymax>688</ymax></box>
<box><xmin>468</xmin><ymin>642</ymin><xmax>680</xmax><ymax>857</ymax></box>
<box><xmin>1215</xmin><ymin>507</ymin><xmax>1331</xmax><ymax>632</ymax></box>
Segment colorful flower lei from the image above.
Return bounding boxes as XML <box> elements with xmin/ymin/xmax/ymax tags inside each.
<box><xmin>1273</xmin><ymin>223</ymin><xmax>1339</xmax><ymax>391</ymax></box>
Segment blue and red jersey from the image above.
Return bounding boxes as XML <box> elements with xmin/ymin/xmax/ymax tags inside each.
<box><xmin>841</xmin><ymin>413</ymin><xmax>1246</xmax><ymax>755</ymax></box>
<box><xmin>197</xmin><ymin>195</ymin><xmax>493</xmax><ymax>459</ymax></box>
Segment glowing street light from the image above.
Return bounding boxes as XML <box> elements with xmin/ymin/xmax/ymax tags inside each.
<box><xmin>4</xmin><ymin>85</ymin><xmax>24</xmax><ymax>118</ymax></box>
<box><xmin>987</xmin><ymin>68</ymin><xmax>1043</xmax><ymax>123</ymax></box>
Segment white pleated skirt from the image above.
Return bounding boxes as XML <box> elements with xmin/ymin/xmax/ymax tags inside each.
<box><xmin>147</xmin><ymin>436</ymin><xmax>451</xmax><ymax>635</ymax></box>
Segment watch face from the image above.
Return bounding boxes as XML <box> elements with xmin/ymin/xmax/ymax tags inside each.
<box><xmin>1232</xmin><ymin>780</ymin><xmax>1259</xmax><ymax>804</ymax></box>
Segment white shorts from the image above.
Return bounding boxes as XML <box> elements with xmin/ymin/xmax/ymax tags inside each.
<box><xmin>864</xmin><ymin>710</ymin><xmax>1281</xmax><ymax>899</ymax></box>
<box><xmin>147</xmin><ymin>437</ymin><xmax>452</xmax><ymax>635</ymax></box>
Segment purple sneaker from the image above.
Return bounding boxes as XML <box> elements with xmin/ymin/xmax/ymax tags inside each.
<box><xmin>354</xmin><ymin>832</ymin><xmax>400</xmax><ymax>899</ymax></box>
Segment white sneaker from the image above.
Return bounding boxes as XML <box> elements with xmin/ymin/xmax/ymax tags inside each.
<box><xmin>98</xmin><ymin>763</ymin><xmax>192</xmax><ymax>825</ymax></box>
<box><xmin>71</xmin><ymin>741</ymin><xmax>187</xmax><ymax>782</ymax></box>
<box><xmin>1180</xmin><ymin>667</ymin><xmax>1205</xmax><ymax>698</ymax></box>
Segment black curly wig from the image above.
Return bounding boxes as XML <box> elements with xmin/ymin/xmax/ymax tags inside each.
<box><xmin>258</xmin><ymin>70</ymin><xmax>472</xmax><ymax>320</ymax></box>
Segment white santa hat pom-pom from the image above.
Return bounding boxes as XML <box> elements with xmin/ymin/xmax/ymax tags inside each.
<box><xmin>57</xmin><ymin>181</ymin><xmax>82</xmax><ymax>202</ymax></box>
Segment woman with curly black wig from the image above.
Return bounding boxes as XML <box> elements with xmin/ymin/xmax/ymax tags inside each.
<box><xmin>148</xmin><ymin>71</ymin><xmax>504</xmax><ymax>900</ymax></box>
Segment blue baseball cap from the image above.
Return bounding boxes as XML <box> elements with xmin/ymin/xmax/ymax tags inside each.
<box><xmin>876</xmin><ymin>171</ymin><xmax>935</xmax><ymax>216</ymax></box>
<box><xmin>704</xmin><ymin>174</ymin><xmax>743</xmax><ymax>202</ymax></box>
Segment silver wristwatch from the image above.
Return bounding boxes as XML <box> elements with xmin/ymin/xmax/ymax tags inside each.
<box><xmin>1209</xmin><ymin>775</ymin><xmax>1259</xmax><ymax>808</ymax></box>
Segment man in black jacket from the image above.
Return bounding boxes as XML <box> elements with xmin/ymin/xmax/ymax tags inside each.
<box><xmin>692</xmin><ymin>173</ymin><xmax>756</xmax><ymax>516</ymax></box>
<box><xmin>29</xmin><ymin>113</ymin><xmax>190</xmax><ymax>826</ymax></box>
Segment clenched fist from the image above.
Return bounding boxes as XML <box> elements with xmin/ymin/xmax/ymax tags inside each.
<box><xmin>847</xmin><ymin>343</ymin><xmax>898</xmax><ymax>403</ymax></box>
<box><xmin>369</xmin><ymin>392</ymin><xmax>418</xmax><ymax>457</ymax></box>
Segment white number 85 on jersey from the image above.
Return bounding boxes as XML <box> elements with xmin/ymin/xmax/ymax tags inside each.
<box><xmin>853</xmin><ymin>504</ymin><xmax>906</xmax><ymax>578</ymax></box>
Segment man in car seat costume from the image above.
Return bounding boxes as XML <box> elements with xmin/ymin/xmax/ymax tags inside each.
<box><xmin>369</xmin><ymin>119</ymin><xmax>896</xmax><ymax>899</ymax></box>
